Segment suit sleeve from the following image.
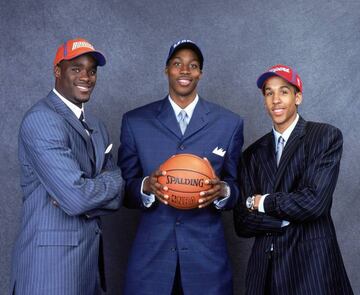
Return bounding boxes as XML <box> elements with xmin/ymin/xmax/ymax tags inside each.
<box><xmin>20</xmin><ymin>110</ymin><xmax>122</xmax><ymax>216</ymax></box>
<box><xmin>117</xmin><ymin>114</ymin><xmax>148</xmax><ymax>209</ymax></box>
<box><xmin>218</xmin><ymin>116</ymin><xmax>244</xmax><ymax>210</ymax></box>
<box><xmin>264</xmin><ymin>125</ymin><xmax>343</xmax><ymax>222</ymax></box>
<box><xmin>234</xmin><ymin>154</ymin><xmax>284</xmax><ymax>238</ymax></box>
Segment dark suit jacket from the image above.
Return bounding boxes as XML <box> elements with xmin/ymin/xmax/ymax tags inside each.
<box><xmin>118</xmin><ymin>97</ymin><xmax>244</xmax><ymax>295</ymax></box>
<box><xmin>234</xmin><ymin>117</ymin><xmax>353</xmax><ymax>295</ymax></box>
<box><xmin>11</xmin><ymin>91</ymin><xmax>123</xmax><ymax>295</ymax></box>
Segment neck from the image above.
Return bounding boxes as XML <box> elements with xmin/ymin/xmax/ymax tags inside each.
<box><xmin>169</xmin><ymin>93</ymin><xmax>196</xmax><ymax>109</ymax></box>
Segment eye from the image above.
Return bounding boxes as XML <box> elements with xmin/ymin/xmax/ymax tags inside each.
<box><xmin>90</xmin><ymin>69</ymin><xmax>97</xmax><ymax>76</ymax></box>
<box><xmin>265</xmin><ymin>91</ymin><xmax>273</xmax><ymax>97</ymax></box>
<box><xmin>280</xmin><ymin>89</ymin><xmax>289</xmax><ymax>95</ymax></box>
<box><xmin>174</xmin><ymin>62</ymin><xmax>181</xmax><ymax>68</ymax></box>
<box><xmin>72</xmin><ymin>68</ymin><xmax>81</xmax><ymax>73</ymax></box>
<box><xmin>190</xmin><ymin>63</ymin><xmax>199</xmax><ymax>70</ymax></box>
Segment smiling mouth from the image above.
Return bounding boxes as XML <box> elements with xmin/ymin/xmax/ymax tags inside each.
<box><xmin>177</xmin><ymin>79</ymin><xmax>191</xmax><ymax>86</ymax></box>
<box><xmin>76</xmin><ymin>85</ymin><xmax>92</xmax><ymax>92</ymax></box>
<box><xmin>273</xmin><ymin>108</ymin><xmax>285</xmax><ymax>115</ymax></box>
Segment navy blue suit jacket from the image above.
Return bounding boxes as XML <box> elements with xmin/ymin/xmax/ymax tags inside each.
<box><xmin>234</xmin><ymin>117</ymin><xmax>353</xmax><ymax>295</ymax></box>
<box><xmin>11</xmin><ymin>91</ymin><xmax>123</xmax><ymax>295</ymax></box>
<box><xmin>118</xmin><ymin>97</ymin><xmax>244</xmax><ymax>295</ymax></box>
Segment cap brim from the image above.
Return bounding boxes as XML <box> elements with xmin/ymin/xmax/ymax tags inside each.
<box><xmin>256</xmin><ymin>72</ymin><xmax>278</xmax><ymax>89</ymax></box>
<box><xmin>88</xmin><ymin>51</ymin><xmax>106</xmax><ymax>66</ymax></box>
<box><xmin>60</xmin><ymin>50</ymin><xmax>106</xmax><ymax>67</ymax></box>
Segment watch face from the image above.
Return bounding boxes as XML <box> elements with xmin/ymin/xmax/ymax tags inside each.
<box><xmin>246</xmin><ymin>197</ymin><xmax>252</xmax><ymax>209</ymax></box>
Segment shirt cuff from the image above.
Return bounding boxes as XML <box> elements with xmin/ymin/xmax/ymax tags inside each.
<box><xmin>258</xmin><ymin>194</ymin><xmax>268</xmax><ymax>213</ymax></box>
<box><xmin>214</xmin><ymin>181</ymin><xmax>231</xmax><ymax>209</ymax></box>
<box><xmin>140</xmin><ymin>176</ymin><xmax>155</xmax><ymax>208</ymax></box>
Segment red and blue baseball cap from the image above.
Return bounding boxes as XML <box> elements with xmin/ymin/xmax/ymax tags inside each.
<box><xmin>257</xmin><ymin>64</ymin><xmax>303</xmax><ymax>92</ymax></box>
<box><xmin>54</xmin><ymin>38</ymin><xmax>106</xmax><ymax>66</ymax></box>
<box><xmin>166</xmin><ymin>39</ymin><xmax>204</xmax><ymax>70</ymax></box>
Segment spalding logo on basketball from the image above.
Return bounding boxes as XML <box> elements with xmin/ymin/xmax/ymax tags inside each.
<box><xmin>158</xmin><ymin>154</ymin><xmax>215</xmax><ymax>209</ymax></box>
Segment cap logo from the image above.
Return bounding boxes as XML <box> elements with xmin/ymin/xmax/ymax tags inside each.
<box><xmin>270</xmin><ymin>66</ymin><xmax>290</xmax><ymax>73</ymax></box>
<box><xmin>173</xmin><ymin>39</ymin><xmax>194</xmax><ymax>49</ymax></box>
<box><xmin>72</xmin><ymin>41</ymin><xmax>94</xmax><ymax>51</ymax></box>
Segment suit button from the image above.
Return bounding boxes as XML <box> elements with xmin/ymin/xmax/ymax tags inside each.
<box><xmin>266</xmin><ymin>233</ymin><xmax>272</xmax><ymax>236</ymax></box>
<box><xmin>51</xmin><ymin>199</ymin><xmax>59</xmax><ymax>207</ymax></box>
<box><xmin>95</xmin><ymin>229</ymin><xmax>101</xmax><ymax>234</ymax></box>
<box><xmin>171</xmin><ymin>247</ymin><xmax>177</xmax><ymax>251</ymax></box>
<box><xmin>179</xmin><ymin>145</ymin><xmax>185</xmax><ymax>150</ymax></box>
<box><xmin>180</xmin><ymin>247</ymin><xmax>188</xmax><ymax>251</ymax></box>
<box><xmin>176</xmin><ymin>221</ymin><xmax>181</xmax><ymax>226</ymax></box>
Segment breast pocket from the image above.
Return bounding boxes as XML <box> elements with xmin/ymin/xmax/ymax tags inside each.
<box><xmin>37</xmin><ymin>230</ymin><xmax>80</xmax><ymax>247</ymax></box>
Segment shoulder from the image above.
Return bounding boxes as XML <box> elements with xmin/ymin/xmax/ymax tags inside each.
<box><xmin>243</xmin><ymin>132</ymin><xmax>271</xmax><ymax>159</ymax></box>
<box><xmin>21</xmin><ymin>97</ymin><xmax>60</xmax><ymax>127</ymax></box>
<box><xmin>204</xmin><ymin>99</ymin><xmax>242</xmax><ymax>120</ymax></box>
<box><xmin>305</xmin><ymin>120</ymin><xmax>342</xmax><ymax>141</ymax></box>
<box><xmin>123</xmin><ymin>98</ymin><xmax>164</xmax><ymax>120</ymax></box>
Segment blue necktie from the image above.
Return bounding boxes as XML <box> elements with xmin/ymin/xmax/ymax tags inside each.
<box><xmin>178</xmin><ymin>110</ymin><xmax>188</xmax><ymax>135</ymax></box>
<box><xmin>276</xmin><ymin>136</ymin><xmax>285</xmax><ymax>166</ymax></box>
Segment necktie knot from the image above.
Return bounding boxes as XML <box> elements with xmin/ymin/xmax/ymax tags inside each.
<box><xmin>79</xmin><ymin>111</ymin><xmax>92</xmax><ymax>134</ymax></box>
<box><xmin>178</xmin><ymin>110</ymin><xmax>188</xmax><ymax>135</ymax></box>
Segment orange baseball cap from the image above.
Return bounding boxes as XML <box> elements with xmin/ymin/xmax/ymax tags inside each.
<box><xmin>53</xmin><ymin>38</ymin><xmax>106</xmax><ymax>66</ymax></box>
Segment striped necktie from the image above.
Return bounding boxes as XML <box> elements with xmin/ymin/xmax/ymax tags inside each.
<box><xmin>178</xmin><ymin>110</ymin><xmax>188</xmax><ymax>135</ymax></box>
<box><xmin>276</xmin><ymin>136</ymin><xmax>285</xmax><ymax>166</ymax></box>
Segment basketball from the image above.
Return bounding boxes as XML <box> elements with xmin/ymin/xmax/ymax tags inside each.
<box><xmin>158</xmin><ymin>154</ymin><xmax>215</xmax><ymax>209</ymax></box>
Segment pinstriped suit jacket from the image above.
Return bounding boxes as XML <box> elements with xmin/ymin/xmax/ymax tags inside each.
<box><xmin>234</xmin><ymin>117</ymin><xmax>353</xmax><ymax>295</ymax></box>
<box><xmin>118</xmin><ymin>97</ymin><xmax>244</xmax><ymax>295</ymax></box>
<box><xmin>11</xmin><ymin>91</ymin><xmax>123</xmax><ymax>295</ymax></box>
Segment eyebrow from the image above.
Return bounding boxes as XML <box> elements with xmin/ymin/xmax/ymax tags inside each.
<box><xmin>265</xmin><ymin>85</ymin><xmax>291</xmax><ymax>91</ymax></box>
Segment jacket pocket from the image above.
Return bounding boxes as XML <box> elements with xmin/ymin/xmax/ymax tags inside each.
<box><xmin>36</xmin><ymin>230</ymin><xmax>80</xmax><ymax>246</ymax></box>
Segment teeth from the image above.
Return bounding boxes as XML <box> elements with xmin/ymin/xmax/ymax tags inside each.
<box><xmin>178</xmin><ymin>79</ymin><xmax>191</xmax><ymax>86</ymax></box>
<box><xmin>77</xmin><ymin>86</ymin><xmax>89</xmax><ymax>91</ymax></box>
<box><xmin>273</xmin><ymin>109</ymin><xmax>284</xmax><ymax>115</ymax></box>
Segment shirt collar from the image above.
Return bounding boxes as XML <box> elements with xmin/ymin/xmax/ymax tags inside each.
<box><xmin>168</xmin><ymin>94</ymin><xmax>199</xmax><ymax>120</ymax></box>
<box><xmin>273</xmin><ymin>114</ymin><xmax>299</xmax><ymax>145</ymax></box>
<box><xmin>52</xmin><ymin>88</ymin><xmax>84</xmax><ymax>119</ymax></box>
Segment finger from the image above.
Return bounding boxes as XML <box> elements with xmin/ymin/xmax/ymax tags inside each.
<box><xmin>198</xmin><ymin>198</ymin><xmax>215</xmax><ymax>208</ymax></box>
<box><xmin>155</xmin><ymin>193</ymin><xmax>169</xmax><ymax>205</ymax></box>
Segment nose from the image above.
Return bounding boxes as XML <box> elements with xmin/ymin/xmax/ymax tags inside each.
<box><xmin>180</xmin><ymin>64</ymin><xmax>190</xmax><ymax>74</ymax></box>
<box><xmin>273</xmin><ymin>91</ymin><xmax>281</xmax><ymax>104</ymax></box>
<box><xmin>79</xmin><ymin>70</ymin><xmax>90</xmax><ymax>81</ymax></box>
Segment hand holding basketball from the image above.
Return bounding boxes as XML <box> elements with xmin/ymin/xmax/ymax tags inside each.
<box><xmin>143</xmin><ymin>169</ymin><xmax>169</xmax><ymax>205</ymax></box>
<box><xmin>157</xmin><ymin>154</ymin><xmax>217</xmax><ymax>209</ymax></box>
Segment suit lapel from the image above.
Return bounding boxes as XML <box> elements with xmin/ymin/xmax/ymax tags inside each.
<box><xmin>157</xmin><ymin>97</ymin><xmax>183</xmax><ymax>139</ymax></box>
<box><xmin>85</xmin><ymin>114</ymin><xmax>104</xmax><ymax>174</ymax></box>
<box><xmin>274</xmin><ymin>117</ymin><xmax>307</xmax><ymax>190</ymax></box>
<box><xmin>46</xmin><ymin>91</ymin><xmax>96</xmax><ymax>166</ymax></box>
<box><xmin>257</xmin><ymin>133</ymin><xmax>277</xmax><ymax>189</ymax></box>
<box><xmin>182</xmin><ymin>97</ymin><xmax>209</xmax><ymax>139</ymax></box>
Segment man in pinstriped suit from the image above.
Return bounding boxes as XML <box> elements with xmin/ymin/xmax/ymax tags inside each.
<box><xmin>234</xmin><ymin>64</ymin><xmax>353</xmax><ymax>294</ymax></box>
<box><xmin>10</xmin><ymin>38</ymin><xmax>123</xmax><ymax>295</ymax></box>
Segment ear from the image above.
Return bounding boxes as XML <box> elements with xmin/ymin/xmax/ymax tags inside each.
<box><xmin>295</xmin><ymin>92</ymin><xmax>303</xmax><ymax>106</ymax></box>
<box><xmin>54</xmin><ymin>64</ymin><xmax>61</xmax><ymax>79</ymax></box>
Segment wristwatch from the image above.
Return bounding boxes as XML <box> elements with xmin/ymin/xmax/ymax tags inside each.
<box><xmin>246</xmin><ymin>196</ymin><xmax>255</xmax><ymax>211</ymax></box>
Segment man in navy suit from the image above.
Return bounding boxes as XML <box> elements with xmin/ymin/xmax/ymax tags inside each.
<box><xmin>11</xmin><ymin>38</ymin><xmax>123</xmax><ymax>295</ymax></box>
<box><xmin>234</xmin><ymin>64</ymin><xmax>353</xmax><ymax>294</ymax></box>
<box><xmin>118</xmin><ymin>39</ymin><xmax>244</xmax><ymax>294</ymax></box>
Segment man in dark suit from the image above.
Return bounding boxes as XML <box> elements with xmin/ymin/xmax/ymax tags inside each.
<box><xmin>11</xmin><ymin>38</ymin><xmax>123</xmax><ymax>295</ymax></box>
<box><xmin>118</xmin><ymin>39</ymin><xmax>244</xmax><ymax>295</ymax></box>
<box><xmin>234</xmin><ymin>64</ymin><xmax>353</xmax><ymax>295</ymax></box>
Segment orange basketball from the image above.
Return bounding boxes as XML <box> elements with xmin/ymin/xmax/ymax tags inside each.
<box><xmin>158</xmin><ymin>154</ymin><xmax>215</xmax><ymax>209</ymax></box>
